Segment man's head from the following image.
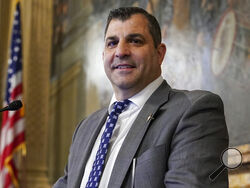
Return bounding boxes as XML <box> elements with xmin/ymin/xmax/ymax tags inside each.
<box><xmin>103</xmin><ymin>7</ymin><xmax>166</xmax><ymax>100</ymax></box>
<box><xmin>104</xmin><ymin>7</ymin><xmax>162</xmax><ymax>48</ymax></box>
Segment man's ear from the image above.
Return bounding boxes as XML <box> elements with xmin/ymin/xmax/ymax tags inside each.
<box><xmin>157</xmin><ymin>43</ymin><xmax>166</xmax><ymax>65</ymax></box>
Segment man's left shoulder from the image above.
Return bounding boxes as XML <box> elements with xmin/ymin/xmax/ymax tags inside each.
<box><xmin>171</xmin><ymin>88</ymin><xmax>224</xmax><ymax>106</ymax></box>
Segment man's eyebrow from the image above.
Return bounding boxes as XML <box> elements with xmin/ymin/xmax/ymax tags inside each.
<box><xmin>105</xmin><ymin>36</ymin><xmax>118</xmax><ymax>42</ymax></box>
<box><xmin>105</xmin><ymin>33</ymin><xmax>145</xmax><ymax>41</ymax></box>
<box><xmin>126</xmin><ymin>33</ymin><xmax>145</xmax><ymax>40</ymax></box>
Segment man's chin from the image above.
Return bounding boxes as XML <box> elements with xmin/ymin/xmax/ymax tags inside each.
<box><xmin>112</xmin><ymin>80</ymin><xmax>137</xmax><ymax>90</ymax></box>
<box><xmin>116</xmin><ymin>83</ymin><xmax>134</xmax><ymax>90</ymax></box>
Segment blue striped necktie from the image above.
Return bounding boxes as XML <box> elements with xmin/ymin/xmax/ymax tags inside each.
<box><xmin>86</xmin><ymin>99</ymin><xmax>130</xmax><ymax>188</ymax></box>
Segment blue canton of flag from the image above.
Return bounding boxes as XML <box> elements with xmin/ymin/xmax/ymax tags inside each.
<box><xmin>5</xmin><ymin>2</ymin><xmax>23</xmax><ymax>103</ymax></box>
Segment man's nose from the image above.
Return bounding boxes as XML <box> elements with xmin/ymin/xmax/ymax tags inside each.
<box><xmin>115</xmin><ymin>41</ymin><xmax>130</xmax><ymax>58</ymax></box>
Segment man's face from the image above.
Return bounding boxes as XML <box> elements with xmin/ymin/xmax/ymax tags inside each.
<box><xmin>103</xmin><ymin>14</ymin><xmax>166</xmax><ymax>100</ymax></box>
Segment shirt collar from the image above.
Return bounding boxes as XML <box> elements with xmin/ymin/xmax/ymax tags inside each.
<box><xmin>108</xmin><ymin>76</ymin><xmax>164</xmax><ymax>113</ymax></box>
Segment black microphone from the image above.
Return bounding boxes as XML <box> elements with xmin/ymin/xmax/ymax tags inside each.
<box><xmin>0</xmin><ymin>100</ymin><xmax>23</xmax><ymax>112</ymax></box>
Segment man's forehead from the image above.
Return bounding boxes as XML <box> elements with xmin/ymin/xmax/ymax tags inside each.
<box><xmin>105</xmin><ymin>14</ymin><xmax>150</xmax><ymax>38</ymax></box>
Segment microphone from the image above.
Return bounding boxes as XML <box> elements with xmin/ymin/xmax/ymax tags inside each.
<box><xmin>0</xmin><ymin>100</ymin><xmax>23</xmax><ymax>112</ymax></box>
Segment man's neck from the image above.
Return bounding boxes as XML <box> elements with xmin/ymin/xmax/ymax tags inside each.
<box><xmin>113</xmin><ymin>76</ymin><xmax>163</xmax><ymax>101</ymax></box>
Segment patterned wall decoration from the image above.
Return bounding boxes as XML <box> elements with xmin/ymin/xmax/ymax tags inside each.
<box><xmin>53</xmin><ymin>0</ymin><xmax>250</xmax><ymax>147</ymax></box>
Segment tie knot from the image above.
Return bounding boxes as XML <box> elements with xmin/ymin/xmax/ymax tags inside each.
<box><xmin>112</xmin><ymin>99</ymin><xmax>130</xmax><ymax>115</ymax></box>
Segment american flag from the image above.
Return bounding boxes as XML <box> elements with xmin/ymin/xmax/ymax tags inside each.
<box><xmin>0</xmin><ymin>1</ymin><xmax>26</xmax><ymax>188</ymax></box>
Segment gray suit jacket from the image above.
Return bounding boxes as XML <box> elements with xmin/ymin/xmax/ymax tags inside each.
<box><xmin>53</xmin><ymin>81</ymin><xmax>229</xmax><ymax>188</ymax></box>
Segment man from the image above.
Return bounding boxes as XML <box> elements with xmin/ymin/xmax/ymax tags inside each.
<box><xmin>53</xmin><ymin>7</ymin><xmax>228</xmax><ymax>188</ymax></box>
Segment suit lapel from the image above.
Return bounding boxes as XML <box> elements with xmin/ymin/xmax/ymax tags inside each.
<box><xmin>108</xmin><ymin>81</ymin><xmax>171</xmax><ymax>188</ymax></box>
<box><xmin>72</xmin><ymin>108</ymin><xmax>108</xmax><ymax>187</ymax></box>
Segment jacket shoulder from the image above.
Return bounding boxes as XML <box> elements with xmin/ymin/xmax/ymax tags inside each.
<box><xmin>170</xmin><ymin>88</ymin><xmax>223</xmax><ymax>106</ymax></box>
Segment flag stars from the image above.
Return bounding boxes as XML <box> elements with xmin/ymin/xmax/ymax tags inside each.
<box><xmin>14</xmin><ymin>20</ymin><xmax>19</xmax><ymax>25</ymax></box>
<box><xmin>8</xmin><ymin>69</ymin><xmax>13</xmax><ymax>74</ymax></box>
<box><xmin>13</xmin><ymin>56</ymin><xmax>18</xmax><ymax>61</ymax></box>
<box><xmin>8</xmin><ymin>59</ymin><xmax>12</xmax><ymax>65</ymax></box>
<box><xmin>14</xmin><ymin>11</ymin><xmax>19</xmax><ymax>16</ymax></box>
<box><xmin>16</xmin><ymin>38</ymin><xmax>21</xmax><ymax>43</ymax></box>
<box><xmin>14</xmin><ymin>47</ymin><xmax>20</xmax><ymax>52</ymax></box>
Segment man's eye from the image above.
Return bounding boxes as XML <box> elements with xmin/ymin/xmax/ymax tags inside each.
<box><xmin>129</xmin><ymin>39</ymin><xmax>143</xmax><ymax>44</ymax></box>
<box><xmin>107</xmin><ymin>41</ymin><xmax>118</xmax><ymax>48</ymax></box>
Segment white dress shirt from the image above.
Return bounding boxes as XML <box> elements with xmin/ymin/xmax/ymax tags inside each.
<box><xmin>80</xmin><ymin>76</ymin><xmax>164</xmax><ymax>188</ymax></box>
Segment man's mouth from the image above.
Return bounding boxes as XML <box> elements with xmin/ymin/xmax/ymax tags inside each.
<box><xmin>113</xmin><ymin>64</ymin><xmax>136</xmax><ymax>69</ymax></box>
